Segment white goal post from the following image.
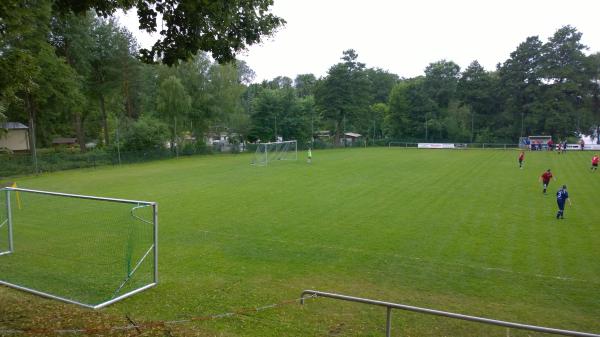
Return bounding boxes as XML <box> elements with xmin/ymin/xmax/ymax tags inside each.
<box><xmin>252</xmin><ymin>140</ymin><xmax>298</xmax><ymax>166</ymax></box>
<box><xmin>0</xmin><ymin>187</ymin><xmax>158</xmax><ymax>309</ymax></box>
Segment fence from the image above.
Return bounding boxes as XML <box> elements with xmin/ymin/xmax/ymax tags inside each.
<box><xmin>0</xmin><ymin>146</ymin><xmax>216</xmax><ymax>178</ymax></box>
<box><xmin>300</xmin><ymin>290</ymin><xmax>600</xmax><ymax>337</ymax></box>
<box><xmin>0</xmin><ymin>141</ymin><xmax>532</xmax><ymax>178</ymax></box>
<box><xmin>388</xmin><ymin>142</ymin><xmax>521</xmax><ymax>149</ymax></box>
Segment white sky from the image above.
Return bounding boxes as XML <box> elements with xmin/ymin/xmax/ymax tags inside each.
<box><xmin>118</xmin><ymin>0</ymin><xmax>600</xmax><ymax>83</ymax></box>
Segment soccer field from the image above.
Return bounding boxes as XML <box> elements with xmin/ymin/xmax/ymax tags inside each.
<box><xmin>2</xmin><ymin>148</ymin><xmax>600</xmax><ymax>336</ymax></box>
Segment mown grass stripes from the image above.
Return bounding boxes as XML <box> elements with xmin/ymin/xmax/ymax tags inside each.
<box><xmin>3</xmin><ymin>148</ymin><xmax>599</xmax><ymax>336</ymax></box>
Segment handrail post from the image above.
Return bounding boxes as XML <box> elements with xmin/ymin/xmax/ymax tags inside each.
<box><xmin>386</xmin><ymin>307</ymin><xmax>392</xmax><ymax>337</ymax></box>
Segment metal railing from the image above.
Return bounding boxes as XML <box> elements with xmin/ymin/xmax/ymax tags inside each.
<box><xmin>300</xmin><ymin>290</ymin><xmax>600</xmax><ymax>337</ymax></box>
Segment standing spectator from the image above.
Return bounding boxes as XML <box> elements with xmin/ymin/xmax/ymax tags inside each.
<box><xmin>539</xmin><ymin>169</ymin><xmax>556</xmax><ymax>194</ymax></box>
<box><xmin>562</xmin><ymin>140</ymin><xmax>568</xmax><ymax>154</ymax></box>
<box><xmin>579</xmin><ymin>139</ymin><xmax>585</xmax><ymax>151</ymax></box>
<box><xmin>547</xmin><ymin>138</ymin><xmax>554</xmax><ymax>151</ymax></box>
<box><xmin>556</xmin><ymin>185</ymin><xmax>572</xmax><ymax>219</ymax></box>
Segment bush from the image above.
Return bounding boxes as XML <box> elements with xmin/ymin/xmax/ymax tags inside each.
<box><xmin>180</xmin><ymin>140</ymin><xmax>212</xmax><ymax>156</ymax></box>
<box><xmin>121</xmin><ymin>117</ymin><xmax>169</xmax><ymax>152</ymax></box>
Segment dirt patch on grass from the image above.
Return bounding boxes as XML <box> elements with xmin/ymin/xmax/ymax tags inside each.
<box><xmin>0</xmin><ymin>287</ymin><xmax>214</xmax><ymax>337</ymax></box>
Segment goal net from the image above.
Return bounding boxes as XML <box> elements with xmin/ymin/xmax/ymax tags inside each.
<box><xmin>252</xmin><ymin>140</ymin><xmax>298</xmax><ymax>166</ymax></box>
<box><xmin>0</xmin><ymin>187</ymin><xmax>157</xmax><ymax>309</ymax></box>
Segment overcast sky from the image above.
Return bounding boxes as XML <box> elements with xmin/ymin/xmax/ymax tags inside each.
<box><xmin>119</xmin><ymin>0</ymin><xmax>600</xmax><ymax>83</ymax></box>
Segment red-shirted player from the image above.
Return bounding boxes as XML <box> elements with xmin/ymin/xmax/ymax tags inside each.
<box><xmin>539</xmin><ymin>169</ymin><xmax>556</xmax><ymax>194</ymax></box>
<box><xmin>518</xmin><ymin>151</ymin><xmax>525</xmax><ymax>168</ymax></box>
<box><xmin>591</xmin><ymin>154</ymin><xmax>599</xmax><ymax>171</ymax></box>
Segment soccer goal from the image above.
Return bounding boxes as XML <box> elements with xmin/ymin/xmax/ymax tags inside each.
<box><xmin>252</xmin><ymin>140</ymin><xmax>298</xmax><ymax>166</ymax></box>
<box><xmin>0</xmin><ymin>187</ymin><xmax>157</xmax><ymax>309</ymax></box>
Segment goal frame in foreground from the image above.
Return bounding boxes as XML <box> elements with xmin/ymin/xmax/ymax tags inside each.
<box><xmin>252</xmin><ymin>140</ymin><xmax>298</xmax><ymax>166</ymax></box>
<box><xmin>0</xmin><ymin>187</ymin><xmax>158</xmax><ymax>309</ymax></box>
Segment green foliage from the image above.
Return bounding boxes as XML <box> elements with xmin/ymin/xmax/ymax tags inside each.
<box><xmin>315</xmin><ymin>50</ymin><xmax>372</xmax><ymax>141</ymax></box>
<box><xmin>365</xmin><ymin>68</ymin><xmax>399</xmax><ymax>103</ymax></box>
<box><xmin>156</xmin><ymin>75</ymin><xmax>191</xmax><ymax>153</ymax></box>
<box><xmin>52</xmin><ymin>0</ymin><xmax>285</xmax><ymax>66</ymax></box>
<box><xmin>424</xmin><ymin>59</ymin><xmax>460</xmax><ymax>109</ymax></box>
<box><xmin>120</xmin><ymin>116</ymin><xmax>169</xmax><ymax>151</ymax></box>
<box><xmin>157</xmin><ymin>76</ymin><xmax>191</xmax><ymax>121</ymax></box>
<box><xmin>0</xmin><ymin>101</ymin><xmax>6</xmax><ymax>124</ymax></box>
<box><xmin>294</xmin><ymin>73</ymin><xmax>317</xmax><ymax>98</ymax></box>
<box><xmin>2</xmin><ymin>8</ymin><xmax>600</xmax><ymax>166</ymax></box>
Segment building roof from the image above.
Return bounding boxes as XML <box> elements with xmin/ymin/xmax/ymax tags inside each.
<box><xmin>344</xmin><ymin>132</ymin><xmax>362</xmax><ymax>138</ymax></box>
<box><xmin>1</xmin><ymin>122</ymin><xmax>28</xmax><ymax>130</ymax></box>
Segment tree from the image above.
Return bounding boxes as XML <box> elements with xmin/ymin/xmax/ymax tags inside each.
<box><xmin>315</xmin><ymin>49</ymin><xmax>372</xmax><ymax>143</ymax></box>
<box><xmin>54</xmin><ymin>0</ymin><xmax>286</xmax><ymax>65</ymax></box>
<box><xmin>294</xmin><ymin>74</ymin><xmax>317</xmax><ymax>98</ymax></box>
<box><xmin>498</xmin><ymin>36</ymin><xmax>544</xmax><ymax>137</ymax></box>
<box><xmin>50</xmin><ymin>12</ymin><xmax>95</xmax><ymax>151</ymax></box>
<box><xmin>385</xmin><ymin>81</ymin><xmax>410</xmax><ymax>139</ymax></box>
<box><xmin>156</xmin><ymin>75</ymin><xmax>191</xmax><ymax>153</ymax></box>
<box><xmin>386</xmin><ymin>78</ymin><xmax>437</xmax><ymax>140</ymax></box>
<box><xmin>369</xmin><ymin>102</ymin><xmax>387</xmax><ymax>141</ymax></box>
<box><xmin>541</xmin><ymin>25</ymin><xmax>587</xmax><ymax>85</ymax></box>
<box><xmin>249</xmin><ymin>88</ymin><xmax>281</xmax><ymax>142</ymax></box>
<box><xmin>457</xmin><ymin>60</ymin><xmax>498</xmax><ymax>141</ymax></box>
<box><xmin>206</xmin><ymin>61</ymin><xmax>246</xmax><ymax>136</ymax></box>
<box><xmin>365</xmin><ymin>68</ymin><xmax>399</xmax><ymax>103</ymax></box>
<box><xmin>264</xmin><ymin>76</ymin><xmax>293</xmax><ymax>90</ymax></box>
<box><xmin>121</xmin><ymin>116</ymin><xmax>169</xmax><ymax>151</ymax></box>
<box><xmin>424</xmin><ymin>60</ymin><xmax>460</xmax><ymax>109</ymax></box>
<box><xmin>249</xmin><ymin>85</ymin><xmax>311</xmax><ymax>143</ymax></box>
<box><xmin>0</xmin><ymin>0</ymin><xmax>84</xmax><ymax>170</ymax></box>
<box><xmin>88</xmin><ymin>17</ymin><xmax>131</xmax><ymax>146</ymax></box>
<box><xmin>0</xmin><ymin>101</ymin><xmax>6</xmax><ymax>135</ymax></box>
<box><xmin>586</xmin><ymin>53</ymin><xmax>600</xmax><ymax>141</ymax></box>
<box><xmin>541</xmin><ymin>26</ymin><xmax>589</xmax><ymax>134</ymax></box>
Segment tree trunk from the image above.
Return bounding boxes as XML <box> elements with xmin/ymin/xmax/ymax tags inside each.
<box><xmin>74</xmin><ymin>112</ymin><xmax>86</xmax><ymax>152</ymax></box>
<box><xmin>173</xmin><ymin>116</ymin><xmax>178</xmax><ymax>157</ymax></box>
<box><xmin>25</xmin><ymin>93</ymin><xmax>38</xmax><ymax>173</ymax></box>
<box><xmin>123</xmin><ymin>61</ymin><xmax>134</xmax><ymax>119</ymax></box>
<box><xmin>99</xmin><ymin>94</ymin><xmax>109</xmax><ymax>146</ymax></box>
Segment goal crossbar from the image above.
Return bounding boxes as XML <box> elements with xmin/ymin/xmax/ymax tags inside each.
<box><xmin>0</xmin><ymin>187</ymin><xmax>158</xmax><ymax>309</ymax></box>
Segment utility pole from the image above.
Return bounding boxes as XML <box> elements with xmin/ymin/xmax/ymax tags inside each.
<box><xmin>343</xmin><ymin>114</ymin><xmax>346</xmax><ymax>147</ymax></box>
<box><xmin>471</xmin><ymin>112</ymin><xmax>475</xmax><ymax>142</ymax></box>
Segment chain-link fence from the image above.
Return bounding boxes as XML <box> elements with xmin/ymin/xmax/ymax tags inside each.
<box><xmin>0</xmin><ymin>140</ymin><xmax>526</xmax><ymax>178</ymax></box>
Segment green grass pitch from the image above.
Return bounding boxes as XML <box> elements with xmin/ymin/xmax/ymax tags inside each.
<box><xmin>1</xmin><ymin>148</ymin><xmax>599</xmax><ymax>336</ymax></box>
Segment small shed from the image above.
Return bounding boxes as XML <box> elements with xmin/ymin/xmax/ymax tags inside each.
<box><xmin>52</xmin><ymin>137</ymin><xmax>78</xmax><ymax>148</ymax></box>
<box><xmin>315</xmin><ymin>130</ymin><xmax>331</xmax><ymax>140</ymax></box>
<box><xmin>343</xmin><ymin>132</ymin><xmax>362</xmax><ymax>144</ymax></box>
<box><xmin>0</xmin><ymin>122</ymin><xmax>30</xmax><ymax>151</ymax></box>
